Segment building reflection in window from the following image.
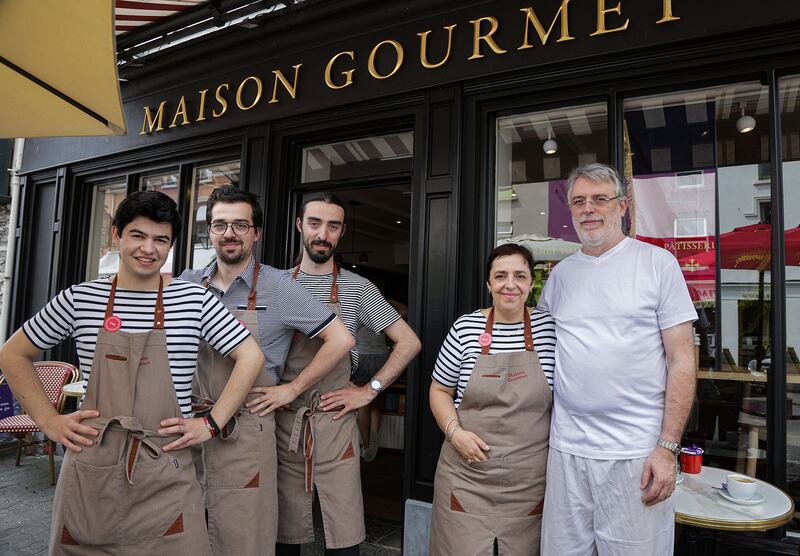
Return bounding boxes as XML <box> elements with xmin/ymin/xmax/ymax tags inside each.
<box><xmin>624</xmin><ymin>82</ymin><xmax>771</xmax><ymax>480</ymax></box>
<box><xmin>779</xmin><ymin>76</ymin><xmax>800</xmax><ymax>505</ymax></box>
<box><xmin>186</xmin><ymin>160</ymin><xmax>241</xmax><ymax>270</ymax></box>
<box><xmin>141</xmin><ymin>169</ymin><xmax>179</xmax><ymax>275</ymax></box>
<box><xmin>495</xmin><ymin>102</ymin><xmax>609</xmax><ymax>305</ymax></box>
<box><xmin>86</xmin><ymin>179</ymin><xmax>127</xmax><ymax>280</ymax></box>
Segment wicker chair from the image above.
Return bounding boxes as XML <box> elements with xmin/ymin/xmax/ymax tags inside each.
<box><xmin>0</xmin><ymin>361</ymin><xmax>80</xmax><ymax>485</ymax></box>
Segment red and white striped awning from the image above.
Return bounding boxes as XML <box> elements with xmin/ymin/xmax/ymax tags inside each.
<box><xmin>115</xmin><ymin>0</ymin><xmax>207</xmax><ymax>35</ymax></box>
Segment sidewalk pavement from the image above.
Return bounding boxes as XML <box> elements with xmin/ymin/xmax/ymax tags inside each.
<box><xmin>0</xmin><ymin>447</ymin><xmax>401</xmax><ymax>555</ymax></box>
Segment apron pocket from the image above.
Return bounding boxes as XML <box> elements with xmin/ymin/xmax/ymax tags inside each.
<box><xmin>205</xmin><ymin>415</ymin><xmax>265</xmax><ymax>488</ymax></box>
<box><xmin>120</xmin><ymin>452</ymin><xmax>189</xmax><ymax>544</ymax></box>
<box><xmin>310</xmin><ymin>412</ymin><xmax>357</xmax><ymax>465</ymax></box>
<box><xmin>64</xmin><ymin>460</ymin><xmax>123</xmax><ymax>546</ymax></box>
<box><xmin>451</xmin><ymin>449</ymin><xmax>548</xmax><ymax>517</ymax></box>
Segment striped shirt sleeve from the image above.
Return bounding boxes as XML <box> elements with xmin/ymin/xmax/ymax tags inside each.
<box><xmin>359</xmin><ymin>280</ymin><xmax>401</xmax><ymax>334</ymax></box>
<box><xmin>431</xmin><ymin>322</ymin><xmax>464</xmax><ymax>388</ymax></box>
<box><xmin>275</xmin><ymin>273</ymin><xmax>336</xmax><ymax>339</ymax></box>
<box><xmin>199</xmin><ymin>290</ymin><xmax>251</xmax><ymax>356</ymax></box>
<box><xmin>22</xmin><ymin>287</ymin><xmax>76</xmax><ymax>350</ymax></box>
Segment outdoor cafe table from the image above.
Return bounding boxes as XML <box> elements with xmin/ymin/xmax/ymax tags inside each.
<box><xmin>61</xmin><ymin>380</ymin><xmax>86</xmax><ymax>400</ymax></box>
<box><xmin>675</xmin><ymin>466</ymin><xmax>794</xmax><ymax>531</ymax></box>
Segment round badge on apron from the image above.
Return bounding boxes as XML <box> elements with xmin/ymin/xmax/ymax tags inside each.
<box><xmin>430</xmin><ymin>307</ymin><xmax>552</xmax><ymax>556</ymax></box>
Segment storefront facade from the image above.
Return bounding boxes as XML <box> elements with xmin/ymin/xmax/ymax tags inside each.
<box><xmin>11</xmin><ymin>0</ymin><xmax>800</xmax><ymax>551</ymax></box>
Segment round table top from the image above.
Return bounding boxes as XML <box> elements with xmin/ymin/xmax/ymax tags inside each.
<box><xmin>61</xmin><ymin>380</ymin><xmax>87</xmax><ymax>398</ymax></box>
<box><xmin>675</xmin><ymin>466</ymin><xmax>794</xmax><ymax>531</ymax></box>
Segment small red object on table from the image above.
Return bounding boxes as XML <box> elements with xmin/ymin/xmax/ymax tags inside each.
<box><xmin>680</xmin><ymin>445</ymin><xmax>703</xmax><ymax>474</ymax></box>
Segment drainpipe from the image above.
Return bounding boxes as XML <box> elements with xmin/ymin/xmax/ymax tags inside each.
<box><xmin>0</xmin><ymin>138</ymin><xmax>24</xmax><ymax>344</ymax></box>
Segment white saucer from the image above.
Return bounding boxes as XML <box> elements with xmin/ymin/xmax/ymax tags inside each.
<box><xmin>675</xmin><ymin>474</ymin><xmax>684</xmax><ymax>485</ymax></box>
<box><xmin>718</xmin><ymin>488</ymin><xmax>765</xmax><ymax>505</ymax></box>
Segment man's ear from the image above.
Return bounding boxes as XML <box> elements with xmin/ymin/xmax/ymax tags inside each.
<box><xmin>111</xmin><ymin>225</ymin><xmax>121</xmax><ymax>242</ymax></box>
<box><xmin>295</xmin><ymin>217</ymin><xmax>303</xmax><ymax>234</ymax></box>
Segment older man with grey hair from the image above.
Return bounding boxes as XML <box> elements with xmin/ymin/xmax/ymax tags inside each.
<box><xmin>539</xmin><ymin>163</ymin><xmax>696</xmax><ymax>555</ymax></box>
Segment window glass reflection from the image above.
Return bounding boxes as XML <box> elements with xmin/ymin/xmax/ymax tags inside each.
<box><xmin>495</xmin><ymin>103</ymin><xmax>608</xmax><ymax>304</ymax></box>
<box><xmin>779</xmin><ymin>76</ymin><xmax>800</xmax><ymax>510</ymax></box>
<box><xmin>187</xmin><ymin>160</ymin><xmax>241</xmax><ymax>270</ymax></box>
<box><xmin>624</xmin><ymin>82</ymin><xmax>771</xmax><ymax>479</ymax></box>
<box><xmin>301</xmin><ymin>132</ymin><xmax>413</xmax><ymax>183</ymax></box>
<box><xmin>141</xmin><ymin>169</ymin><xmax>179</xmax><ymax>275</ymax></box>
<box><xmin>86</xmin><ymin>180</ymin><xmax>126</xmax><ymax>280</ymax></box>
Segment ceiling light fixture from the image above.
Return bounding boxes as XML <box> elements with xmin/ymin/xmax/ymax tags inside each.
<box><xmin>736</xmin><ymin>103</ymin><xmax>756</xmax><ymax>134</ymax></box>
<box><xmin>543</xmin><ymin>129</ymin><xmax>558</xmax><ymax>155</ymax></box>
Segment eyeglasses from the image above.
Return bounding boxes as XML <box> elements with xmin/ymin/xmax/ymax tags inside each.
<box><xmin>569</xmin><ymin>195</ymin><xmax>621</xmax><ymax>209</ymax></box>
<box><xmin>209</xmin><ymin>221</ymin><xmax>256</xmax><ymax>236</ymax></box>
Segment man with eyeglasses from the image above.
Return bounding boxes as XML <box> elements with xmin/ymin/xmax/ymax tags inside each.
<box><xmin>180</xmin><ymin>185</ymin><xmax>354</xmax><ymax>556</ymax></box>
<box><xmin>538</xmin><ymin>163</ymin><xmax>696</xmax><ymax>555</ymax></box>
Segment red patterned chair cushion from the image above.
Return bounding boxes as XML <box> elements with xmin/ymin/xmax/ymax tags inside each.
<box><xmin>0</xmin><ymin>414</ymin><xmax>38</xmax><ymax>433</ymax></box>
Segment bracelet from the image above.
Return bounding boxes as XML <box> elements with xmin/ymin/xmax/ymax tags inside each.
<box><xmin>203</xmin><ymin>416</ymin><xmax>217</xmax><ymax>438</ymax></box>
<box><xmin>445</xmin><ymin>421</ymin><xmax>461</xmax><ymax>442</ymax></box>
<box><xmin>205</xmin><ymin>412</ymin><xmax>222</xmax><ymax>438</ymax></box>
<box><xmin>443</xmin><ymin>417</ymin><xmax>459</xmax><ymax>438</ymax></box>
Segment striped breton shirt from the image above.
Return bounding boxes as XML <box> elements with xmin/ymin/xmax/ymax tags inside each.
<box><xmin>432</xmin><ymin>309</ymin><xmax>556</xmax><ymax>408</ymax></box>
<box><xmin>22</xmin><ymin>278</ymin><xmax>251</xmax><ymax>417</ymax></box>
<box><xmin>291</xmin><ymin>268</ymin><xmax>401</xmax><ymax>372</ymax></box>
<box><xmin>180</xmin><ymin>258</ymin><xmax>336</xmax><ymax>385</ymax></box>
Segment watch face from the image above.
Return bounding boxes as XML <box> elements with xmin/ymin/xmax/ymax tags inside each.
<box><xmin>370</xmin><ymin>379</ymin><xmax>382</xmax><ymax>391</ymax></box>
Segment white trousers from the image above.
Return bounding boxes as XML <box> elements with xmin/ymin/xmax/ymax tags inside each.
<box><xmin>541</xmin><ymin>448</ymin><xmax>674</xmax><ymax>556</ymax></box>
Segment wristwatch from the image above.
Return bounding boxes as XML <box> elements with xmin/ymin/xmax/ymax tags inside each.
<box><xmin>656</xmin><ymin>438</ymin><xmax>681</xmax><ymax>456</ymax></box>
<box><xmin>369</xmin><ymin>379</ymin><xmax>383</xmax><ymax>394</ymax></box>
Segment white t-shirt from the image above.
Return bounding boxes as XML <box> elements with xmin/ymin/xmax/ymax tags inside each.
<box><xmin>538</xmin><ymin>237</ymin><xmax>696</xmax><ymax>459</ymax></box>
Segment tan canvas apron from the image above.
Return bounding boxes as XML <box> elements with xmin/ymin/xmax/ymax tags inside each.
<box><xmin>275</xmin><ymin>266</ymin><xmax>364</xmax><ymax>549</ymax></box>
<box><xmin>429</xmin><ymin>308</ymin><xmax>552</xmax><ymax>556</ymax></box>
<box><xmin>191</xmin><ymin>262</ymin><xmax>278</xmax><ymax>556</ymax></box>
<box><xmin>49</xmin><ymin>276</ymin><xmax>209</xmax><ymax>556</ymax></box>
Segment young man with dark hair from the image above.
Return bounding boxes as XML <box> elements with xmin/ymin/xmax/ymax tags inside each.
<box><xmin>275</xmin><ymin>193</ymin><xmax>421</xmax><ymax>556</ymax></box>
<box><xmin>180</xmin><ymin>185</ymin><xmax>354</xmax><ymax>556</ymax></box>
<box><xmin>0</xmin><ymin>190</ymin><xmax>264</xmax><ymax>555</ymax></box>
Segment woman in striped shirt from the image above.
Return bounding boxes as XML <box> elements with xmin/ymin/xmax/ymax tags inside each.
<box><xmin>429</xmin><ymin>243</ymin><xmax>556</xmax><ymax>555</ymax></box>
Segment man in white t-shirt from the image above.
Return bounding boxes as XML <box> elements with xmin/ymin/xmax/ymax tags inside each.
<box><xmin>538</xmin><ymin>164</ymin><xmax>696</xmax><ymax>555</ymax></box>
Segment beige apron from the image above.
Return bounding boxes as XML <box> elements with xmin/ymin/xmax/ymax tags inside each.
<box><xmin>429</xmin><ymin>308</ymin><xmax>552</xmax><ymax>556</ymax></box>
<box><xmin>49</xmin><ymin>277</ymin><xmax>209</xmax><ymax>556</ymax></box>
<box><xmin>275</xmin><ymin>266</ymin><xmax>364</xmax><ymax>549</ymax></box>
<box><xmin>192</xmin><ymin>262</ymin><xmax>278</xmax><ymax>556</ymax></box>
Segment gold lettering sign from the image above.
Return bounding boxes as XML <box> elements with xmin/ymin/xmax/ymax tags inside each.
<box><xmin>591</xmin><ymin>0</ymin><xmax>629</xmax><ymax>36</ymax></box>
<box><xmin>657</xmin><ymin>0</ymin><xmax>679</xmax><ymax>24</ymax></box>
<box><xmin>213</xmin><ymin>83</ymin><xmax>230</xmax><ymax>117</ymax></box>
<box><xmin>368</xmin><ymin>40</ymin><xmax>405</xmax><ymax>79</ymax></box>
<box><xmin>140</xmin><ymin>101</ymin><xmax>167</xmax><ymax>135</ymax></box>
<box><xmin>270</xmin><ymin>64</ymin><xmax>303</xmax><ymax>103</ymax></box>
<box><xmin>518</xmin><ymin>2</ymin><xmax>574</xmax><ymax>49</ymax></box>
<box><xmin>468</xmin><ymin>16</ymin><xmax>507</xmax><ymax>60</ymax></box>
<box><xmin>418</xmin><ymin>25</ymin><xmax>457</xmax><ymax>69</ymax></box>
<box><xmin>236</xmin><ymin>76</ymin><xmax>263</xmax><ymax>110</ymax></box>
<box><xmin>325</xmin><ymin>51</ymin><xmax>355</xmax><ymax>89</ymax></box>
<box><xmin>140</xmin><ymin>2</ymin><xmax>686</xmax><ymax>136</ymax></box>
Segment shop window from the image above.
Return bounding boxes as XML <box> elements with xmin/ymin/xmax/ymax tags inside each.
<box><xmin>624</xmin><ymin>82</ymin><xmax>772</xmax><ymax>480</ymax></box>
<box><xmin>301</xmin><ymin>132</ymin><xmax>413</xmax><ymax>183</ymax></box>
<box><xmin>779</xmin><ymin>75</ymin><xmax>800</xmax><ymax>510</ymax></box>
<box><xmin>494</xmin><ymin>102</ymin><xmax>608</xmax><ymax>304</ymax></box>
<box><xmin>186</xmin><ymin>160</ymin><xmax>240</xmax><ymax>270</ymax></box>
<box><xmin>85</xmin><ymin>179</ymin><xmax>127</xmax><ymax>280</ymax></box>
<box><xmin>141</xmin><ymin>169</ymin><xmax>179</xmax><ymax>275</ymax></box>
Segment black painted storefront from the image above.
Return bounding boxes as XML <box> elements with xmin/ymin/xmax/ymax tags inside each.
<box><xmin>12</xmin><ymin>1</ymin><xmax>800</xmax><ymax>552</ymax></box>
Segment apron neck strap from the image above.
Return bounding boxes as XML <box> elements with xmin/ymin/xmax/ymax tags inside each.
<box><xmin>202</xmin><ymin>261</ymin><xmax>260</xmax><ymax>311</ymax></box>
<box><xmin>292</xmin><ymin>263</ymin><xmax>339</xmax><ymax>304</ymax></box>
<box><xmin>482</xmin><ymin>306</ymin><xmax>534</xmax><ymax>355</ymax></box>
<box><xmin>105</xmin><ymin>276</ymin><xmax>165</xmax><ymax>329</ymax></box>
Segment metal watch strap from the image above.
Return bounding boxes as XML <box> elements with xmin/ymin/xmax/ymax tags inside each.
<box><xmin>656</xmin><ymin>438</ymin><xmax>681</xmax><ymax>456</ymax></box>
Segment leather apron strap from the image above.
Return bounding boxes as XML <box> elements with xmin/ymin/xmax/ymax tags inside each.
<box><xmin>105</xmin><ymin>275</ymin><xmax>165</xmax><ymax>329</ymax></box>
<box><xmin>292</xmin><ymin>263</ymin><xmax>339</xmax><ymax>304</ymax></box>
<box><xmin>481</xmin><ymin>306</ymin><xmax>535</xmax><ymax>356</ymax></box>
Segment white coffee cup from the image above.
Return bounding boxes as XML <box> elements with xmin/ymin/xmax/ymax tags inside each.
<box><xmin>726</xmin><ymin>474</ymin><xmax>757</xmax><ymax>500</ymax></box>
